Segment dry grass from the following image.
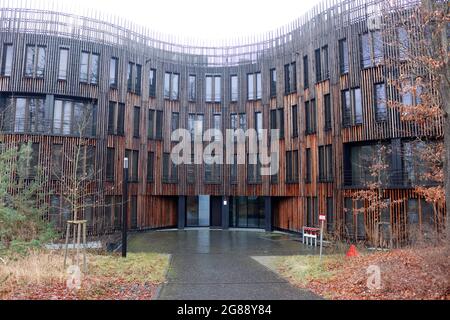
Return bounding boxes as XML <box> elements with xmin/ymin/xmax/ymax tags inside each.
<box><xmin>276</xmin><ymin>255</ymin><xmax>345</xmax><ymax>287</ymax></box>
<box><xmin>0</xmin><ymin>250</ymin><xmax>170</xmax><ymax>300</ymax></box>
<box><xmin>0</xmin><ymin>251</ymin><xmax>66</xmax><ymax>292</ymax></box>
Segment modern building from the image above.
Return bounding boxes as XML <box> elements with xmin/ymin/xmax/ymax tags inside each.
<box><xmin>0</xmin><ymin>0</ymin><xmax>446</xmax><ymax>245</ymax></box>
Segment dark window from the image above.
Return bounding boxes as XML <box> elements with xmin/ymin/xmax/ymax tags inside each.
<box><xmin>231</xmin><ymin>113</ymin><xmax>239</xmax><ymax>131</ymax></box>
<box><xmin>270</xmin><ymin>68</ymin><xmax>277</xmax><ymax>97</ymax></box>
<box><xmin>305</xmin><ymin>148</ymin><xmax>312</xmax><ymax>183</ymax></box>
<box><xmin>106</xmin><ymin>148</ymin><xmax>115</xmax><ymax>181</ymax></box>
<box><xmin>345</xmin><ymin>143</ymin><xmax>391</xmax><ymax>187</ymax></box>
<box><xmin>360</xmin><ymin>33</ymin><xmax>371</xmax><ymax>68</ymax></box>
<box><xmin>213</xmin><ymin>114</ymin><xmax>221</xmax><ymax>130</ymax></box>
<box><xmin>51</xmin><ymin>144</ymin><xmax>63</xmax><ymax>179</ymax></box>
<box><xmin>270</xmin><ymin>110</ymin><xmax>277</xmax><ymax>131</ymax></box>
<box><xmin>239</xmin><ymin>113</ymin><xmax>247</xmax><ymax>131</ymax></box>
<box><xmin>109</xmin><ymin>57</ymin><xmax>118</xmax><ymax>88</ymax></box>
<box><xmin>361</xmin><ymin>31</ymin><xmax>384</xmax><ymax>68</ymax></box>
<box><xmin>133</xmin><ymin>106</ymin><xmax>140</xmax><ymax>138</ymax></box>
<box><xmin>315</xmin><ymin>48</ymin><xmax>322</xmax><ymax>83</ymax></box>
<box><xmin>322</xmin><ymin>45</ymin><xmax>329</xmax><ymax>79</ymax></box>
<box><xmin>108</xmin><ymin>101</ymin><xmax>117</xmax><ymax>135</ymax></box>
<box><xmin>117</xmin><ymin>103</ymin><xmax>125</xmax><ymax>135</ymax></box>
<box><xmin>354</xmin><ymin>88</ymin><xmax>363</xmax><ymax>124</ymax></box>
<box><xmin>230</xmin><ymin>75</ymin><xmax>238</xmax><ymax>102</ymax></box>
<box><xmin>339</xmin><ymin>38</ymin><xmax>349</xmax><ymax>74</ymax></box>
<box><xmin>163</xmin><ymin>153</ymin><xmax>170</xmax><ymax>182</ymax></box>
<box><xmin>80</xmin><ymin>51</ymin><xmax>99</xmax><ymax>84</ymax></box>
<box><xmin>374</xmin><ymin>83</ymin><xmax>387</xmax><ymax>122</ymax></box>
<box><xmin>125</xmin><ymin>149</ymin><xmax>139</xmax><ymax>182</ymax></box>
<box><xmin>256</xmin><ymin>72</ymin><xmax>262</xmax><ymax>100</ymax></box>
<box><xmin>147</xmin><ymin>152</ymin><xmax>154</xmax><ymax>182</ymax></box>
<box><xmin>303</xmin><ymin>55</ymin><xmax>309</xmax><ymax>89</ymax></box>
<box><xmin>171</xmin><ymin>112</ymin><xmax>180</xmax><ymax>132</ymax></box>
<box><xmin>164</xmin><ymin>72</ymin><xmax>171</xmax><ymax>99</ymax></box>
<box><xmin>341</xmin><ymin>90</ymin><xmax>352</xmax><ymax>127</ymax></box>
<box><xmin>1</xmin><ymin>43</ymin><xmax>13</xmax><ymax>77</ymax></box>
<box><xmin>155</xmin><ymin>110</ymin><xmax>163</xmax><ymax>139</ymax></box>
<box><xmin>149</xmin><ymin>69</ymin><xmax>157</xmax><ymax>97</ymax></box>
<box><xmin>127</xmin><ymin>62</ymin><xmax>133</xmax><ymax>91</ymax></box>
<box><xmin>25</xmin><ymin>45</ymin><xmax>46</xmax><ymax>78</ymax></box>
<box><xmin>319</xmin><ymin>145</ymin><xmax>333</xmax><ymax>182</ymax></box>
<box><xmin>284</xmin><ymin>63</ymin><xmax>297</xmax><ymax>94</ymax></box>
<box><xmin>206</xmin><ymin>75</ymin><xmax>213</xmax><ymax>102</ymax></box>
<box><xmin>12</xmin><ymin>97</ymin><xmax>46</xmax><ymax>134</ymax></box>
<box><xmin>58</xmin><ymin>48</ymin><xmax>69</xmax><ymax>80</ymax></box>
<box><xmin>398</xmin><ymin>27</ymin><xmax>408</xmax><ymax>61</ymax></box>
<box><xmin>255</xmin><ymin>112</ymin><xmax>262</xmax><ymax>140</ymax></box>
<box><xmin>324</xmin><ymin>94</ymin><xmax>332</xmax><ymax>131</ymax></box>
<box><xmin>402</xmin><ymin>140</ymin><xmax>436</xmax><ymax>186</ymax></box>
<box><xmin>278</xmin><ymin>109</ymin><xmax>284</xmax><ymax>139</ymax></box>
<box><xmin>342</xmin><ymin>88</ymin><xmax>362</xmax><ymax>127</ymax></box>
<box><xmin>247</xmin><ymin>73</ymin><xmax>261</xmax><ymax>101</ymax></box>
<box><xmin>147</xmin><ymin>109</ymin><xmax>155</xmax><ymax>139</ymax></box>
<box><xmin>76</xmin><ymin>145</ymin><xmax>95</xmax><ymax>180</ymax></box>
<box><xmin>292</xmin><ymin>105</ymin><xmax>298</xmax><ymax>137</ymax></box>
<box><xmin>127</xmin><ymin>62</ymin><xmax>141</xmax><ymax>94</ymax></box>
<box><xmin>373</xmin><ymin>31</ymin><xmax>383</xmax><ymax>65</ymax></box>
<box><xmin>247</xmin><ymin>154</ymin><xmax>261</xmax><ymax>184</ymax></box>
<box><xmin>135</xmin><ymin>64</ymin><xmax>142</xmax><ymax>95</ymax></box>
<box><xmin>170</xmin><ymin>73</ymin><xmax>180</xmax><ymax>100</ymax></box>
<box><xmin>188</xmin><ymin>74</ymin><xmax>196</xmax><ymax>101</ymax></box>
<box><xmin>247</xmin><ymin>73</ymin><xmax>254</xmax><ymax>100</ymax></box>
<box><xmin>206</xmin><ymin>75</ymin><xmax>221</xmax><ymax>102</ymax></box>
<box><xmin>163</xmin><ymin>152</ymin><xmax>178</xmax><ymax>183</ymax></box>
<box><xmin>284</xmin><ymin>64</ymin><xmax>290</xmax><ymax>94</ymax></box>
<box><xmin>305</xmin><ymin>99</ymin><xmax>316</xmax><ymax>135</ymax></box>
<box><xmin>286</xmin><ymin>150</ymin><xmax>299</xmax><ymax>183</ymax></box>
<box><xmin>18</xmin><ymin>143</ymin><xmax>39</xmax><ymax>179</ymax></box>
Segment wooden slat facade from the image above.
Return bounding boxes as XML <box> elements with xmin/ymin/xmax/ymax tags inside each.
<box><xmin>0</xmin><ymin>0</ymin><xmax>445</xmax><ymax>243</ymax></box>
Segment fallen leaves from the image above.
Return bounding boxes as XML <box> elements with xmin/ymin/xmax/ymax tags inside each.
<box><xmin>279</xmin><ymin>246</ymin><xmax>450</xmax><ymax>300</ymax></box>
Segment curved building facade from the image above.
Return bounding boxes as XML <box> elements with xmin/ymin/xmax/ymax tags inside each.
<box><xmin>0</xmin><ymin>0</ymin><xmax>445</xmax><ymax>244</ymax></box>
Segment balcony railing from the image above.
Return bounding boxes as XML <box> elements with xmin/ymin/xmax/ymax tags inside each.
<box><xmin>0</xmin><ymin>118</ymin><xmax>97</xmax><ymax>138</ymax></box>
<box><xmin>343</xmin><ymin>169</ymin><xmax>437</xmax><ymax>188</ymax></box>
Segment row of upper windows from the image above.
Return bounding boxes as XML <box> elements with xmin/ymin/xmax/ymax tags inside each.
<box><xmin>0</xmin><ymin>31</ymin><xmax>396</xmax><ymax>100</ymax></box>
<box><xmin>103</xmin><ymin>144</ymin><xmax>333</xmax><ymax>186</ymax></box>
<box><xmin>0</xmin><ymin>82</ymin><xmax>401</xmax><ymax>142</ymax></box>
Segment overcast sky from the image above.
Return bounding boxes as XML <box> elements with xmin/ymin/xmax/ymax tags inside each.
<box><xmin>23</xmin><ymin>0</ymin><xmax>323</xmax><ymax>42</ymax></box>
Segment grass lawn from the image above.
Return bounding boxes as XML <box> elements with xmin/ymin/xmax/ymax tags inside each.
<box><xmin>0</xmin><ymin>250</ymin><xmax>170</xmax><ymax>300</ymax></box>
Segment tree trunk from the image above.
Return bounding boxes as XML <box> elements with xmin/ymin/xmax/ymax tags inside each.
<box><xmin>444</xmin><ymin>94</ymin><xmax>450</xmax><ymax>241</ymax></box>
<box><xmin>441</xmin><ymin>7</ymin><xmax>450</xmax><ymax>241</ymax></box>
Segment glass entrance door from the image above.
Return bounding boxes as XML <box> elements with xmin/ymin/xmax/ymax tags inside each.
<box><xmin>229</xmin><ymin>196</ymin><xmax>265</xmax><ymax>229</ymax></box>
<box><xmin>186</xmin><ymin>196</ymin><xmax>210</xmax><ymax>227</ymax></box>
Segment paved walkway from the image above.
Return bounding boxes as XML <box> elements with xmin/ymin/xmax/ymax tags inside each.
<box><xmin>128</xmin><ymin>229</ymin><xmax>322</xmax><ymax>300</ymax></box>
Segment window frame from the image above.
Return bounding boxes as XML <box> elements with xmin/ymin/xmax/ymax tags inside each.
<box><xmin>1</xmin><ymin>43</ymin><xmax>13</xmax><ymax>77</ymax></box>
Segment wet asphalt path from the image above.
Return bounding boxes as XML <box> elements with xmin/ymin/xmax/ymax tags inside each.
<box><xmin>128</xmin><ymin>229</ymin><xmax>322</xmax><ymax>300</ymax></box>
